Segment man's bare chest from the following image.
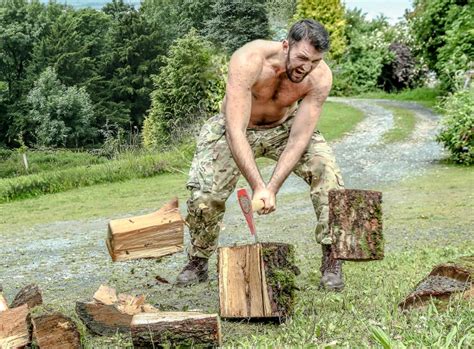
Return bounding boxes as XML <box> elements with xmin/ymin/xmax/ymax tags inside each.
<box><xmin>251</xmin><ymin>73</ymin><xmax>309</xmax><ymax>107</ymax></box>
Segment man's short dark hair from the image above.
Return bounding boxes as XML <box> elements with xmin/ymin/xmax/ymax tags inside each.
<box><xmin>287</xmin><ymin>19</ymin><xmax>330</xmax><ymax>52</ymax></box>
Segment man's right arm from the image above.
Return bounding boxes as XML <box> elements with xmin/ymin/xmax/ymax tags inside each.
<box><xmin>225</xmin><ymin>49</ymin><xmax>265</xmax><ymax>192</ymax></box>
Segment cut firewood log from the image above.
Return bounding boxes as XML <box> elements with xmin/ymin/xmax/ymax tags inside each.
<box><xmin>131</xmin><ymin>312</ymin><xmax>221</xmax><ymax>348</ymax></box>
<box><xmin>32</xmin><ymin>313</ymin><xmax>81</xmax><ymax>349</ymax></box>
<box><xmin>93</xmin><ymin>285</ymin><xmax>118</xmax><ymax>305</ymax></box>
<box><xmin>329</xmin><ymin>189</ymin><xmax>384</xmax><ymax>261</ymax></box>
<box><xmin>107</xmin><ymin>198</ymin><xmax>184</xmax><ymax>261</ymax></box>
<box><xmin>0</xmin><ymin>304</ymin><xmax>31</xmax><ymax>348</ymax></box>
<box><xmin>77</xmin><ymin>285</ymin><xmax>160</xmax><ymax>336</ymax></box>
<box><xmin>0</xmin><ymin>294</ymin><xmax>8</xmax><ymax>313</ymax></box>
<box><xmin>76</xmin><ymin>301</ymin><xmax>133</xmax><ymax>336</ymax></box>
<box><xmin>218</xmin><ymin>243</ymin><xmax>299</xmax><ymax>320</ymax></box>
<box><xmin>10</xmin><ymin>283</ymin><xmax>43</xmax><ymax>309</ymax></box>
<box><xmin>399</xmin><ymin>255</ymin><xmax>473</xmax><ymax>310</ymax></box>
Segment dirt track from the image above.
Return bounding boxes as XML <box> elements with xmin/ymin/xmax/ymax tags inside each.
<box><xmin>0</xmin><ymin>99</ymin><xmax>447</xmax><ymax>345</ymax></box>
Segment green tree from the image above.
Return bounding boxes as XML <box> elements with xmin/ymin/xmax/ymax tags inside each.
<box><xmin>142</xmin><ymin>31</ymin><xmax>226</xmax><ymax>149</ymax></box>
<box><xmin>293</xmin><ymin>0</ymin><xmax>346</xmax><ymax>60</ymax></box>
<box><xmin>0</xmin><ymin>0</ymin><xmax>56</xmax><ymax>145</ymax></box>
<box><xmin>204</xmin><ymin>0</ymin><xmax>270</xmax><ymax>54</ymax></box>
<box><xmin>26</xmin><ymin>67</ymin><xmax>96</xmax><ymax>148</ymax></box>
<box><xmin>100</xmin><ymin>1</ymin><xmax>162</xmax><ymax>129</ymax></box>
<box><xmin>266</xmin><ymin>0</ymin><xmax>297</xmax><ymax>40</ymax></box>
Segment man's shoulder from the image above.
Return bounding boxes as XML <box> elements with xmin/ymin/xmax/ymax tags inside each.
<box><xmin>232</xmin><ymin>40</ymin><xmax>280</xmax><ymax>60</ymax></box>
<box><xmin>307</xmin><ymin>61</ymin><xmax>333</xmax><ymax>92</ymax></box>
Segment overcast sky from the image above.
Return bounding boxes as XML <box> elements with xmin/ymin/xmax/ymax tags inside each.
<box><xmin>344</xmin><ymin>0</ymin><xmax>413</xmax><ymax>23</ymax></box>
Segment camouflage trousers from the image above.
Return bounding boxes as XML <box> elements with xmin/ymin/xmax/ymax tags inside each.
<box><xmin>186</xmin><ymin>113</ymin><xmax>344</xmax><ymax>258</ymax></box>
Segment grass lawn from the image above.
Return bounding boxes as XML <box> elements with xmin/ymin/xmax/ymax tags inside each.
<box><xmin>318</xmin><ymin>101</ymin><xmax>365</xmax><ymax>141</ymax></box>
<box><xmin>379</xmin><ymin>104</ymin><xmax>418</xmax><ymax>143</ymax></box>
<box><xmin>356</xmin><ymin>87</ymin><xmax>443</xmax><ymax>110</ymax></box>
<box><xmin>1</xmin><ymin>163</ymin><xmax>472</xmax><ymax>348</ymax></box>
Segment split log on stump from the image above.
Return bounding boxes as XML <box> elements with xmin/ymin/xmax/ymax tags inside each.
<box><xmin>32</xmin><ymin>313</ymin><xmax>81</xmax><ymax>349</ymax></box>
<box><xmin>131</xmin><ymin>312</ymin><xmax>221</xmax><ymax>348</ymax></box>
<box><xmin>76</xmin><ymin>301</ymin><xmax>133</xmax><ymax>336</ymax></box>
<box><xmin>218</xmin><ymin>243</ymin><xmax>299</xmax><ymax>320</ymax></box>
<box><xmin>10</xmin><ymin>283</ymin><xmax>43</xmax><ymax>309</ymax></box>
<box><xmin>0</xmin><ymin>304</ymin><xmax>31</xmax><ymax>348</ymax></box>
<box><xmin>399</xmin><ymin>255</ymin><xmax>473</xmax><ymax>310</ymax></box>
<box><xmin>107</xmin><ymin>198</ymin><xmax>184</xmax><ymax>261</ymax></box>
<box><xmin>329</xmin><ymin>189</ymin><xmax>384</xmax><ymax>261</ymax></box>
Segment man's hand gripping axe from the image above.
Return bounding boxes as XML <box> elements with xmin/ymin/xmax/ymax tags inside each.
<box><xmin>237</xmin><ymin>188</ymin><xmax>265</xmax><ymax>243</ymax></box>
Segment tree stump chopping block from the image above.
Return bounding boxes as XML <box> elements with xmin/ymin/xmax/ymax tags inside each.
<box><xmin>218</xmin><ymin>243</ymin><xmax>299</xmax><ymax>320</ymax></box>
<box><xmin>131</xmin><ymin>312</ymin><xmax>221</xmax><ymax>348</ymax></box>
<box><xmin>329</xmin><ymin>189</ymin><xmax>384</xmax><ymax>260</ymax></box>
<box><xmin>32</xmin><ymin>313</ymin><xmax>81</xmax><ymax>349</ymax></box>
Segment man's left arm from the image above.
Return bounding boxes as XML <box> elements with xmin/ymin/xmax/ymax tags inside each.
<box><xmin>267</xmin><ymin>81</ymin><xmax>331</xmax><ymax>198</ymax></box>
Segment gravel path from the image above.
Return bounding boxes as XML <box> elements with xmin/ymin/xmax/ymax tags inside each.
<box><xmin>277</xmin><ymin>98</ymin><xmax>444</xmax><ymax>193</ymax></box>
<box><xmin>0</xmin><ymin>99</ymin><xmax>448</xmax><ymax>344</ymax></box>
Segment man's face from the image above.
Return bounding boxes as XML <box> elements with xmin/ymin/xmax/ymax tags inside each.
<box><xmin>284</xmin><ymin>39</ymin><xmax>323</xmax><ymax>83</ymax></box>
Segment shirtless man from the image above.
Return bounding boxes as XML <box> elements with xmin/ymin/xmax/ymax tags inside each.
<box><xmin>176</xmin><ymin>19</ymin><xmax>345</xmax><ymax>291</ymax></box>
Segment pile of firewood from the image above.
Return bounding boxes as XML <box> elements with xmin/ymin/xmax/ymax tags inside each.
<box><xmin>76</xmin><ymin>285</ymin><xmax>221</xmax><ymax>347</ymax></box>
<box><xmin>0</xmin><ymin>284</ymin><xmax>81</xmax><ymax>348</ymax></box>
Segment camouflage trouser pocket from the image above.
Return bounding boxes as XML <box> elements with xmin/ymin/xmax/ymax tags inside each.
<box><xmin>187</xmin><ymin>114</ymin><xmax>226</xmax><ymax>192</ymax></box>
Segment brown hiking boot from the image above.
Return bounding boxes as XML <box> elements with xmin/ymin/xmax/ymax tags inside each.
<box><xmin>319</xmin><ymin>244</ymin><xmax>344</xmax><ymax>291</ymax></box>
<box><xmin>175</xmin><ymin>256</ymin><xmax>209</xmax><ymax>287</ymax></box>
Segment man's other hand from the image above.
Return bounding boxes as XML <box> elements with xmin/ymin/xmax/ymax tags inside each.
<box><xmin>252</xmin><ymin>187</ymin><xmax>276</xmax><ymax>215</ymax></box>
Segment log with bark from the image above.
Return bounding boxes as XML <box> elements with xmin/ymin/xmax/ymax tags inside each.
<box><xmin>399</xmin><ymin>255</ymin><xmax>473</xmax><ymax>310</ymax></box>
<box><xmin>10</xmin><ymin>283</ymin><xmax>43</xmax><ymax>309</ymax></box>
<box><xmin>76</xmin><ymin>285</ymin><xmax>160</xmax><ymax>336</ymax></box>
<box><xmin>0</xmin><ymin>304</ymin><xmax>31</xmax><ymax>349</ymax></box>
<box><xmin>218</xmin><ymin>243</ymin><xmax>299</xmax><ymax>320</ymax></box>
<box><xmin>131</xmin><ymin>312</ymin><xmax>221</xmax><ymax>348</ymax></box>
<box><xmin>107</xmin><ymin>198</ymin><xmax>184</xmax><ymax>261</ymax></box>
<box><xmin>329</xmin><ymin>189</ymin><xmax>384</xmax><ymax>260</ymax></box>
<box><xmin>32</xmin><ymin>313</ymin><xmax>81</xmax><ymax>349</ymax></box>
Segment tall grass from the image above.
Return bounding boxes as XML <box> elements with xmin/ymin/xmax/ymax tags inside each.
<box><xmin>0</xmin><ymin>143</ymin><xmax>195</xmax><ymax>203</ymax></box>
<box><xmin>0</xmin><ymin>149</ymin><xmax>107</xmax><ymax>178</ymax></box>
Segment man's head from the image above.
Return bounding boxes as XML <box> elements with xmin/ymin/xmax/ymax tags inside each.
<box><xmin>283</xmin><ymin>19</ymin><xmax>330</xmax><ymax>83</ymax></box>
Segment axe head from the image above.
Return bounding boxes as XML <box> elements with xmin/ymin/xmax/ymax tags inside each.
<box><xmin>237</xmin><ymin>188</ymin><xmax>256</xmax><ymax>237</ymax></box>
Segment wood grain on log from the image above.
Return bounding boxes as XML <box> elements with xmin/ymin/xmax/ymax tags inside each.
<box><xmin>399</xmin><ymin>255</ymin><xmax>473</xmax><ymax>310</ymax></box>
<box><xmin>0</xmin><ymin>304</ymin><xmax>31</xmax><ymax>348</ymax></box>
<box><xmin>75</xmin><ymin>301</ymin><xmax>132</xmax><ymax>336</ymax></box>
<box><xmin>10</xmin><ymin>284</ymin><xmax>43</xmax><ymax>309</ymax></box>
<box><xmin>32</xmin><ymin>313</ymin><xmax>81</xmax><ymax>349</ymax></box>
<box><xmin>0</xmin><ymin>294</ymin><xmax>8</xmax><ymax>313</ymax></box>
<box><xmin>131</xmin><ymin>312</ymin><xmax>221</xmax><ymax>348</ymax></box>
<box><xmin>107</xmin><ymin>198</ymin><xmax>184</xmax><ymax>261</ymax></box>
<box><xmin>218</xmin><ymin>243</ymin><xmax>298</xmax><ymax>320</ymax></box>
<box><xmin>329</xmin><ymin>189</ymin><xmax>384</xmax><ymax>261</ymax></box>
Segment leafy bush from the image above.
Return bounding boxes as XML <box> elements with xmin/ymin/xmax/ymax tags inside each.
<box><xmin>437</xmin><ymin>88</ymin><xmax>473</xmax><ymax>165</ymax></box>
<box><xmin>379</xmin><ymin>43</ymin><xmax>418</xmax><ymax>91</ymax></box>
<box><xmin>27</xmin><ymin>67</ymin><xmax>96</xmax><ymax>148</ymax></box>
<box><xmin>408</xmin><ymin>0</ymin><xmax>473</xmax><ymax>91</ymax></box>
<box><xmin>142</xmin><ymin>30</ymin><xmax>227</xmax><ymax>149</ymax></box>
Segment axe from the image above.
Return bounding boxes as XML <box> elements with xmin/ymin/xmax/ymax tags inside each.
<box><xmin>237</xmin><ymin>188</ymin><xmax>265</xmax><ymax>243</ymax></box>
